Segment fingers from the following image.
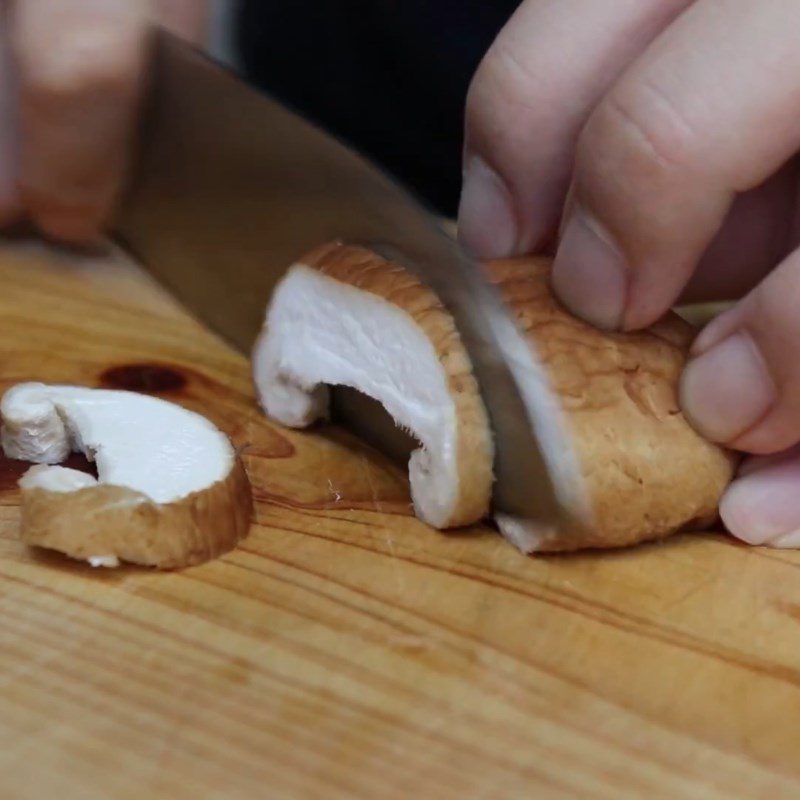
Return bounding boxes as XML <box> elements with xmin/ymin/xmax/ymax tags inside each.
<box><xmin>680</xmin><ymin>163</ymin><xmax>798</xmax><ymax>303</ymax></box>
<box><xmin>720</xmin><ymin>449</ymin><xmax>800</xmax><ymax>548</ymax></box>
<box><xmin>553</xmin><ymin>0</ymin><xmax>800</xmax><ymax>331</ymax></box>
<box><xmin>680</xmin><ymin>245</ymin><xmax>800</xmax><ymax>454</ymax></box>
<box><xmin>457</xmin><ymin>0</ymin><xmax>692</xmax><ymax>259</ymax></box>
<box><xmin>12</xmin><ymin>0</ymin><xmax>150</xmax><ymax>243</ymax></box>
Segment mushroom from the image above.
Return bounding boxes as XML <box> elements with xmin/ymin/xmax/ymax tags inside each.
<box><xmin>1</xmin><ymin>383</ymin><xmax>252</xmax><ymax>567</ymax></box>
<box><xmin>483</xmin><ymin>257</ymin><xmax>736</xmax><ymax>551</ymax></box>
<box><xmin>253</xmin><ymin>242</ymin><xmax>735</xmax><ymax>553</ymax></box>
<box><xmin>252</xmin><ymin>241</ymin><xmax>494</xmax><ymax>528</ymax></box>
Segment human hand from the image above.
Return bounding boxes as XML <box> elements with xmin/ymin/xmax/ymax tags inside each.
<box><xmin>458</xmin><ymin>0</ymin><xmax>800</xmax><ymax>546</ymax></box>
<box><xmin>0</xmin><ymin>0</ymin><xmax>209</xmax><ymax>244</ymax></box>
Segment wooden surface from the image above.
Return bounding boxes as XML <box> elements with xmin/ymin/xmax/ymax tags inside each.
<box><xmin>2</xmin><ymin>239</ymin><xmax>800</xmax><ymax>800</ymax></box>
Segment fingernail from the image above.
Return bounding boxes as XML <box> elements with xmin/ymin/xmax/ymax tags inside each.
<box><xmin>680</xmin><ymin>332</ymin><xmax>775</xmax><ymax>443</ymax></box>
<box><xmin>720</xmin><ymin>459</ymin><xmax>800</xmax><ymax>547</ymax></box>
<box><xmin>457</xmin><ymin>156</ymin><xmax>517</xmax><ymax>259</ymax></box>
<box><xmin>690</xmin><ymin>307</ymin><xmax>738</xmax><ymax>357</ymax></box>
<box><xmin>552</xmin><ymin>207</ymin><xmax>627</xmax><ymax>330</ymax></box>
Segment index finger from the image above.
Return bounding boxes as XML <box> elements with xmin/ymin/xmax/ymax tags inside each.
<box><xmin>13</xmin><ymin>0</ymin><xmax>150</xmax><ymax>243</ymax></box>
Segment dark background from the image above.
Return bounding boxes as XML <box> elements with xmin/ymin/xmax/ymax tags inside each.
<box><xmin>237</xmin><ymin>1</ymin><xmax>519</xmax><ymax>217</ymax></box>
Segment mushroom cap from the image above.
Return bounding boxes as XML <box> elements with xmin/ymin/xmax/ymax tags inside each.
<box><xmin>488</xmin><ymin>256</ymin><xmax>737</xmax><ymax>551</ymax></box>
<box><xmin>252</xmin><ymin>241</ymin><xmax>494</xmax><ymax>529</ymax></box>
<box><xmin>17</xmin><ymin>459</ymin><xmax>252</xmax><ymax>569</ymax></box>
<box><xmin>1</xmin><ymin>383</ymin><xmax>252</xmax><ymax>567</ymax></box>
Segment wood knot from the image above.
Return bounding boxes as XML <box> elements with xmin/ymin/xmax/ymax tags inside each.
<box><xmin>100</xmin><ymin>363</ymin><xmax>187</xmax><ymax>394</ymax></box>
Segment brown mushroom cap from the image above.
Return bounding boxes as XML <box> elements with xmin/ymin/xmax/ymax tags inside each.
<box><xmin>485</xmin><ymin>256</ymin><xmax>737</xmax><ymax>552</ymax></box>
<box><xmin>18</xmin><ymin>458</ymin><xmax>252</xmax><ymax>568</ymax></box>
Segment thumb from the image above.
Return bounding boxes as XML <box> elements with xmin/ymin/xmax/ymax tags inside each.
<box><xmin>720</xmin><ymin>449</ymin><xmax>800</xmax><ymax>548</ymax></box>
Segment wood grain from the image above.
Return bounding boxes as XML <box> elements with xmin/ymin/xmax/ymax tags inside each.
<box><xmin>1</xmin><ymin>238</ymin><xmax>800</xmax><ymax>799</ymax></box>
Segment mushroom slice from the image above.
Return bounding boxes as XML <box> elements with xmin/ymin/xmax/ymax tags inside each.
<box><xmin>252</xmin><ymin>241</ymin><xmax>494</xmax><ymax>528</ymax></box>
<box><xmin>1</xmin><ymin>383</ymin><xmax>252</xmax><ymax>568</ymax></box>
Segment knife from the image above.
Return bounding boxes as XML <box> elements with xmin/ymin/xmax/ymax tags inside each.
<box><xmin>114</xmin><ymin>28</ymin><xmax>588</xmax><ymax>533</ymax></box>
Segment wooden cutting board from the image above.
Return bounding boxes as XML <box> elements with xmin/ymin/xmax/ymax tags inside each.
<box><xmin>2</xmin><ymin>238</ymin><xmax>800</xmax><ymax>800</ymax></box>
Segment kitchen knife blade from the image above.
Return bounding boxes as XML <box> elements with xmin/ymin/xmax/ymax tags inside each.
<box><xmin>114</xmin><ymin>28</ymin><xmax>588</xmax><ymax>532</ymax></box>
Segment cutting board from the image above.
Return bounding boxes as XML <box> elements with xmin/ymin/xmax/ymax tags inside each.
<box><xmin>2</xmin><ymin>239</ymin><xmax>800</xmax><ymax>800</ymax></box>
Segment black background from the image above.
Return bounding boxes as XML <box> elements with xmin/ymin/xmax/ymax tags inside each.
<box><xmin>237</xmin><ymin>1</ymin><xmax>519</xmax><ymax>216</ymax></box>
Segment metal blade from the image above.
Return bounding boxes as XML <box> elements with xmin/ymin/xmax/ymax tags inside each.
<box><xmin>115</xmin><ymin>29</ymin><xmax>586</xmax><ymax>530</ymax></box>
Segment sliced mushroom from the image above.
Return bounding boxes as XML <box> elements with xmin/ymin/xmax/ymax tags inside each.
<box><xmin>253</xmin><ymin>242</ymin><xmax>735</xmax><ymax>553</ymax></box>
<box><xmin>1</xmin><ymin>383</ymin><xmax>252</xmax><ymax>567</ymax></box>
<box><xmin>252</xmin><ymin>242</ymin><xmax>494</xmax><ymax>528</ymax></box>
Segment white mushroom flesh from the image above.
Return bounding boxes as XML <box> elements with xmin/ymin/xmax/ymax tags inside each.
<box><xmin>1</xmin><ymin>383</ymin><xmax>233</xmax><ymax>504</ymax></box>
<box><xmin>18</xmin><ymin>464</ymin><xmax>97</xmax><ymax>493</ymax></box>
<box><xmin>253</xmin><ymin>265</ymin><xmax>462</xmax><ymax>526</ymax></box>
<box><xmin>88</xmin><ymin>555</ymin><xmax>121</xmax><ymax>569</ymax></box>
